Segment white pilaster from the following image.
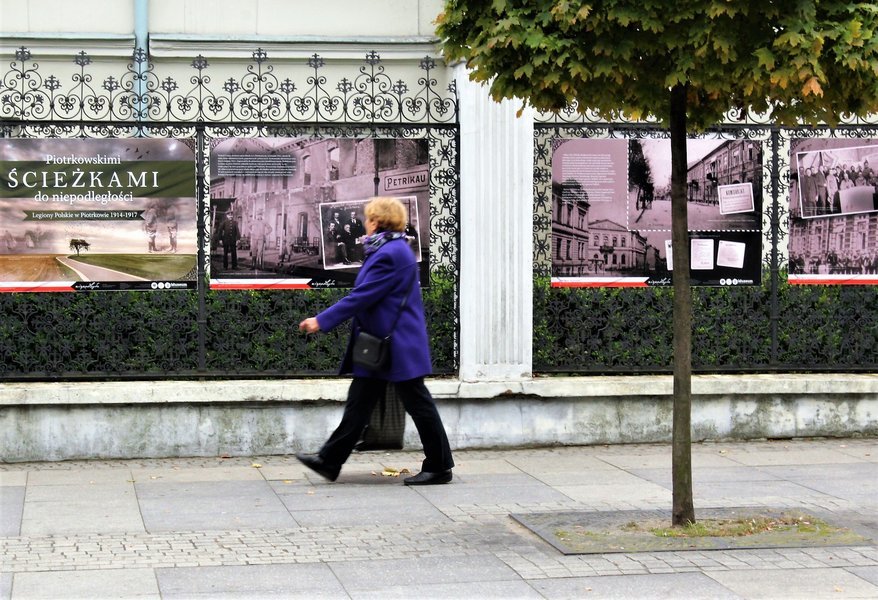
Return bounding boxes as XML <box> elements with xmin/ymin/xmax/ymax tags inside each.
<box><xmin>455</xmin><ymin>65</ymin><xmax>534</xmax><ymax>381</ymax></box>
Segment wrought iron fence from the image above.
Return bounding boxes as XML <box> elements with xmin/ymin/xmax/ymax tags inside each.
<box><xmin>0</xmin><ymin>47</ymin><xmax>460</xmax><ymax>380</ymax></box>
<box><xmin>533</xmin><ymin>123</ymin><xmax>878</xmax><ymax>373</ymax></box>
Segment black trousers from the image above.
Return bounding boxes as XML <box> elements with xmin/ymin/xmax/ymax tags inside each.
<box><xmin>319</xmin><ymin>376</ymin><xmax>454</xmax><ymax>473</ymax></box>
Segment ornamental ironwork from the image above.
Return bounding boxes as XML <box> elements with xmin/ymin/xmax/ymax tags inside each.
<box><xmin>1</xmin><ymin>47</ymin><xmax>457</xmax><ymax>124</ymax></box>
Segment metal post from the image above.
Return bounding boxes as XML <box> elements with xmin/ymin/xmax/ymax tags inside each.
<box><xmin>196</xmin><ymin>125</ymin><xmax>208</xmax><ymax>372</ymax></box>
<box><xmin>769</xmin><ymin>128</ymin><xmax>780</xmax><ymax>365</ymax></box>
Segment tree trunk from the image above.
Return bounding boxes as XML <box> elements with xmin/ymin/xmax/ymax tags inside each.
<box><xmin>669</xmin><ymin>83</ymin><xmax>695</xmax><ymax>526</ymax></box>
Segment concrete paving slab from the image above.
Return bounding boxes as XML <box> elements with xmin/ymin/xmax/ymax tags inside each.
<box><xmin>137</xmin><ymin>485</ymin><xmax>297</xmax><ymax>532</ymax></box>
<box><xmin>0</xmin><ymin>573</ymin><xmax>11</xmax><ymax>599</ymax></box>
<box><xmin>725</xmin><ymin>448</ymin><xmax>864</xmax><ymax>467</ymax></box>
<box><xmin>141</xmin><ymin>503</ymin><xmax>298</xmax><ymax>532</ymax></box>
<box><xmin>329</xmin><ymin>554</ymin><xmax>521</xmax><ymax>590</ymax></box>
<box><xmin>444</xmin><ymin>458</ymin><xmax>523</xmax><ymax>475</ymax></box>
<box><xmin>156</xmin><ymin>563</ymin><xmax>348</xmax><ymax>599</ymax></box>
<box><xmin>130</xmin><ymin>465</ymin><xmax>265</xmax><ymax>484</ymax></box>
<box><xmin>848</xmin><ymin>566</ymin><xmax>878</xmax><ymax>586</ymax></box>
<box><xmin>11</xmin><ymin>568</ymin><xmax>159</xmax><ymax>599</ymax></box>
<box><xmin>688</xmin><ymin>480</ymin><xmax>833</xmax><ymax>503</ymax></box>
<box><xmin>555</xmin><ymin>482</ymin><xmax>672</xmax><ymax>505</ymax></box>
<box><xmin>271</xmin><ymin>482</ymin><xmax>421</xmax><ymax>509</ymax></box>
<box><xmin>256</xmin><ymin>465</ymin><xmax>310</xmax><ymax>481</ymax></box>
<box><xmin>21</xmin><ymin>484</ymin><xmax>143</xmax><ymax>535</ymax></box>
<box><xmin>450</xmin><ymin>472</ymin><xmax>550</xmax><ymax>486</ymax></box>
<box><xmin>290</xmin><ymin>502</ymin><xmax>449</xmax><ymax>527</ymax></box>
<box><xmin>835</xmin><ymin>444</ymin><xmax>878</xmax><ymax>462</ymax></box>
<box><xmin>773</xmin><ymin>478</ymin><xmax>877</xmax><ymax>503</ymax></box>
<box><xmin>529</xmin><ymin>572</ymin><xmax>742</xmax><ymax>599</ymax></box>
<box><xmin>707</xmin><ymin>567</ymin><xmax>878</xmax><ymax>599</ymax></box>
<box><xmin>0</xmin><ymin>486</ymin><xmax>24</xmax><ymax>536</ymax></box>
<box><xmin>755</xmin><ymin>462</ymin><xmax>878</xmax><ymax>481</ymax></box>
<box><xmin>27</xmin><ymin>469</ymin><xmax>134</xmax><ymax>486</ymax></box>
<box><xmin>627</xmin><ymin>466</ymin><xmax>783</xmax><ymax>488</ymax></box>
<box><xmin>530</xmin><ymin>468</ymin><xmax>661</xmax><ymax>487</ymax></box>
<box><xmin>24</xmin><ymin>482</ymin><xmax>136</xmax><ymax>503</ymax></box>
<box><xmin>277</xmin><ymin>485</ymin><xmax>450</xmax><ymax>526</ymax></box>
<box><xmin>596</xmin><ymin>452</ymin><xmax>741</xmax><ymax>471</ymax></box>
<box><xmin>410</xmin><ymin>481</ymin><xmax>573</xmax><ymax>506</ymax></box>
<box><xmin>0</xmin><ymin>472</ymin><xmax>27</xmax><ymax>487</ymax></box>
<box><xmin>134</xmin><ymin>480</ymin><xmax>271</xmax><ymax>500</ymax></box>
<box><xmin>350</xmin><ymin>579</ymin><xmax>544</xmax><ymax>599</ymax></box>
<box><xmin>505</xmin><ymin>454</ymin><xmax>616</xmax><ymax>473</ymax></box>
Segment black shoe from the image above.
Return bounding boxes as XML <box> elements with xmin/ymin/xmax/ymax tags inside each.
<box><xmin>295</xmin><ymin>453</ymin><xmax>340</xmax><ymax>482</ymax></box>
<box><xmin>404</xmin><ymin>469</ymin><xmax>452</xmax><ymax>486</ymax></box>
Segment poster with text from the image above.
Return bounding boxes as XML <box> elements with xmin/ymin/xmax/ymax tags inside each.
<box><xmin>788</xmin><ymin>138</ymin><xmax>878</xmax><ymax>284</ymax></box>
<box><xmin>551</xmin><ymin>137</ymin><xmax>763</xmax><ymax>288</ymax></box>
<box><xmin>209</xmin><ymin>137</ymin><xmax>430</xmax><ymax>289</ymax></box>
<box><xmin>0</xmin><ymin>138</ymin><xmax>197</xmax><ymax>292</ymax></box>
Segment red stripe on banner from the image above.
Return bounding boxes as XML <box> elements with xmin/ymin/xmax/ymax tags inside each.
<box><xmin>789</xmin><ymin>278</ymin><xmax>878</xmax><ymax>286</ymax></box>
<box><xmin>0</xmin><ymin>286</ymin><xmax>74</xmax><ymax>293</ymax></box>
<box><xmin>552</xmin><ymin>280</ymin><xmax>649</xmax><ymax>288</ymax></box>
<box><xmin>211</xmin><ymin>282</ymin><xmax>312</xmax><ymax>290</ymax></box>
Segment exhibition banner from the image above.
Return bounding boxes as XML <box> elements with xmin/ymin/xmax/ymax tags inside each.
<box><xmin>0</xmin><ymin>139</ymin><xmax>197</xmax><ymax>292</ymax></box>
<box><xmin>208</xmin><ymin>137</ymin><xmax>429</xmax><ymax>289</ymax></box>
<box><xmin>788</xmin><ymin>138</ymin><xmax>878</xmax><ymax>285</ymax></box>
<box><xmin>550</xmin><ymin>137</ymin><xmax>763</xmax><ymax>287</ymax></box>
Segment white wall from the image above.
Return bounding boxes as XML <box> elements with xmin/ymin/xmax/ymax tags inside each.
<box><xmin>1</xmin><ymin>0</ymin><xmax>445</xmax><ymax>37</ymax></box>
<box><xmin>0</xmin><ymin>0</ymin><xmax>134</xmax><ymax>34</ymax></box>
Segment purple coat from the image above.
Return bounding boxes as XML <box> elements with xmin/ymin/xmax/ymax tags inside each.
<box><xmin>316</xmin><ymin>237</ymin><xmax>431</xmax><ymax>382</ymax></box>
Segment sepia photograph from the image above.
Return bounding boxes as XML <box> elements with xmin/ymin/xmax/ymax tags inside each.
<box><xmin>208</xmin><ymin>137</ymin><xmax>430</xmax><ymax>288</ymax></box>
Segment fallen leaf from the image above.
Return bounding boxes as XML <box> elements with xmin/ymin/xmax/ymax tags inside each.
<box><xmin>306</xmin><ymin>489</ymin><xmax>315</xmax><ymax>495</ymax></box>
<box><xmin>382</xmin><ymin>467</ymin><xmax>400</xmax><ymax>477</ymax></box>
<box><xmin>282</xmin><ymin>480</ymin><xmax>293</xmax><ymax>484</ymax></box>
<box><xmin>251</xmin><ymin>463</ymin><xmax>262</xmax><ymax>469</ymax></box>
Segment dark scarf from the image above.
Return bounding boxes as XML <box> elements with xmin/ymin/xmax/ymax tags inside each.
<box><xmin>362</xmin><ymin>230</ymin><xmax>405</xmax><ymax>257</ymax></box>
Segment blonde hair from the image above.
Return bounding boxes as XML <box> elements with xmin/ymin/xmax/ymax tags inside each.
<box><xmin>365</xmin><ymin>196</ymin><xmax>406</xmax><ymax>233</ymax></box>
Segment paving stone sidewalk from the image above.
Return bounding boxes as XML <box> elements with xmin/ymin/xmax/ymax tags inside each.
<box><xmin>1</xmin><ymin>438</ymin><xmax>877</xmax><ymax>599</ymax></box>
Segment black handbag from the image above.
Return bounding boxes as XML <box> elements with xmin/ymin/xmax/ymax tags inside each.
<box><xmin>351</xmin><ymin>331</ymin><xmax>390</xmax><ymax>370</ymax></box>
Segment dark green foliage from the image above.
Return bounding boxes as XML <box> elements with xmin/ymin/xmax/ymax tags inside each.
<box><xmin>0</xmin><ymin>272</ymin><xmax>458</xmax><ymax>379</ymax></box>
<box><xmin>533</xmin><ymin>276</ymin><xmax>876</xmax><ymax>373</ymax></box>
<box><xmin>776</xmin><ymin>282</ymin><xmax>878</xmax><ymax>369</ymax></box>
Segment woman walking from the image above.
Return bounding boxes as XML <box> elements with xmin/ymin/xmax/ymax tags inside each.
<box><xmin>297</xmin><ymin>196</ymin><xmax>454</xmax><ymax>485</ymax></box>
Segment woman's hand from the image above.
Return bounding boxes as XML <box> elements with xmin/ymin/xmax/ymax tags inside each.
<box><xmin>299</xmin><ymin>317</ymin><xmax>320</xmax><ymax>334</ymax></box>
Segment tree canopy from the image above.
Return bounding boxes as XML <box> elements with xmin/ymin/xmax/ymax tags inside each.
<box><xmin>438</xmin><ymin>0</ymin><xmax>878</xmax><ymax>527</ymax></box>
<box><xmin>437</xmin><ymin>1</ymin><xmax>878</xmax><ymax>128</ymax></box>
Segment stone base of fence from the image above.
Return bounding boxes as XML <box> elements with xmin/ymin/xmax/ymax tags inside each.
<box><xmin>1</xmin><ymin>374</ymin><xmax>876</xmax><ymax>462</ymax></box>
